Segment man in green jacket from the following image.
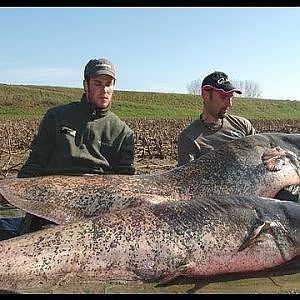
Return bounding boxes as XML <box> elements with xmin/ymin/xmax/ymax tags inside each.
<box><xmin>18</xmin><ymin>58</ymin><xmax>135</xmax><ymax>177</ymax></box>
<box><xmin>0</xmin><ymin>58</ymin><xmax>136</xmax><ymax>239</ymax></box>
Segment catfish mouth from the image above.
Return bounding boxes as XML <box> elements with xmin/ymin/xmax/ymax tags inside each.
<box><xmin>284</xmin><ymin>185</ymin><xmax>300</xmax><ymax>195</ymax></box>
<box><xmin>280</xmin><ymin>199</ymin><xmax>300</xmax><ymax>248</ymax></box>
<box><xmin>285</xmin><ymin>150</ymin><xmax>300</xmax><ymax>170</ymax></box>
<box><xmin>279</xmin><ymin>134</ymin><xmax>300</xmax><ymax>159</ymax></box>
<box><xmin>275</xmin><ymin>185</ymin><xmax>300</xmax><ymax>202</ymax></box>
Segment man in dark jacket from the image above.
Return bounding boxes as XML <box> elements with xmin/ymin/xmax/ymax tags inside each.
<box><xmin>0</xmin><ymin>58</ymin><xmax>136</xmax><ymax>239</ymax></box>
<box><xmin>19</xmin><ymin>58</ymin><xmax>135</xmax><ymax>177</ymax></box>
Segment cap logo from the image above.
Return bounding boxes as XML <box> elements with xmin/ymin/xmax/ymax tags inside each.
<box><xmin>217</xmin><ymin>77</ymin><xmax>230</xmax><ymax>84</ymax></box>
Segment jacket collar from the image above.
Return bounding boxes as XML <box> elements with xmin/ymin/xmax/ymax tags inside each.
<box><xmin>81</xmin><ymin>93</ymin><xmax>110</xmax><ymax>119</ymax></box>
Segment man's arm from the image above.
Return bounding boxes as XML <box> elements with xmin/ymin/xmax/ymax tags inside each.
<box><xmin>177</xmin><ymin>133</ymin><xmax>197</xmax><ymax>167</ymax></box>
<box><xmin>18</xmin><ymin>111</ymin><xmax>56</xmax><ymax>178</ymax></box>
<box><xmin>112</xmin><ymin>131</ymin><xmax>135</xmax><ymax>175</ymax></box>
<box><xmin>245</xmin><ymin>119</ymin><xmax>256</xmax><ymax>135</ymax></box>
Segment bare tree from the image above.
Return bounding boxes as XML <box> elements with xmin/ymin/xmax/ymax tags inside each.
<box><xmin>187</xmin><ymin>78</ymin><xmax>262</xmax><ymax>98</ymax></box>
<box><xmin>186</xmin><ymin>79</ymin><xmax>202</xmax><ymax>95</ymax></box>
<box><xmin>231</xmin><ymin>80</ymin><xmax>262</xmax><ymax>98</ymax></box>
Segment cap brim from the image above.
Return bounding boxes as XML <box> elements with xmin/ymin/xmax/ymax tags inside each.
<box><xmin>94</xmin><ymin>70</ymin><xmax>116</xmax><ymax>79</ymax></box>
<box><xmin>221</xmin><ymin>88</ymin><xmax>242</xmax><ymax>95</ymax></box>
<box><xmin>202</xmin><ymin>85</ymin><xmax>242</xmax><ymax>95</ymax></box>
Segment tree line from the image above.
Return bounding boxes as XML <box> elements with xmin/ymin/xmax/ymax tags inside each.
<box><xmin>187</xmin><ymin>78</ymin><xmax>262</xmax><ymax>98</ymax></box>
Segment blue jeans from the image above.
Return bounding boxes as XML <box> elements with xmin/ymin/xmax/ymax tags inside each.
<box><xmin>0</xmin><ymin>217</ymin><xmax>24</xmax><ymax>241</ymax></box>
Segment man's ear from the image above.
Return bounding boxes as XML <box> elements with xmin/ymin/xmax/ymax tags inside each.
<box><xmin>83</xmin><ymin>80</ymin><xmax>88</xmax><ymax>93</ymax></box>
<box><xmin>202</xmin><ymin>89</ymin><xmax>209</xmax><ymax>101</ymax></box>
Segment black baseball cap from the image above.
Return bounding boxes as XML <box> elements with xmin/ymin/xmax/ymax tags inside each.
<box><xmin>201</xmin><ymin>71</ymin><xmax>242</xmax><ymax>94</ymax></box>
<box><xmin>84</xmin><ymin>58</ymin><xmax>116</xmax><ymax>80</ymax></box>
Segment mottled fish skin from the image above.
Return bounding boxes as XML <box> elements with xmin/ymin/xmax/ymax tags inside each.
<box><xmin>0</xmin><ymin>133</ymin><xmax>300</xmax><ymax>224</ymax></box>
<box><xmin>0</xmin><ymin>194</ymin><xmax>299</xmax><ymax>290</ymax></box>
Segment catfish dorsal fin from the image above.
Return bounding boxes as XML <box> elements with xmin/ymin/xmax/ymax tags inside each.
<box><xmin>238</xmin><ymin>220</ymin><xmax>272</xmax><ymax>252</ymax></box>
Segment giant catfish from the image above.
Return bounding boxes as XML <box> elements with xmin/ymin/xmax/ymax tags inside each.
<box><xmin>0</xmin><ymin>194</ymin><xmax>299</xmax><ymax>291</ymax></box>
<box><xmin>0</xmin><ymin>133</ymin><xmax>299</xmax><ymax>224</ymax></box>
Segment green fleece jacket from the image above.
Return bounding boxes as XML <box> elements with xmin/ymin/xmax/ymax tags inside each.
<box><xmin>18</xmin><ymin>94</ymin><xmax>135</xmax><ymax>177</ymax></box>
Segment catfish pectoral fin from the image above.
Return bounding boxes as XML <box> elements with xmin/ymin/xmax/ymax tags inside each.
<box><xmin>238</xmin><ymin>220</ymin><xmax>272</xmax><ymax>252</ymax></box>
<box><xmin>158</xmin><ymin>263</ymin><xmax>194</xmax><ymax>285</ymax></box>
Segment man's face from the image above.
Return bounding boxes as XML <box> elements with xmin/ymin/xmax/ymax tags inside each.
<box><xmin>83</xmin><ymin>74</ymin><xmax>115</xmax><ymax>109</ymax></box>
<box><xmin>203</xmin><ymin>89</ymin><xmax>233</xmax><ymax>119</ymax></box>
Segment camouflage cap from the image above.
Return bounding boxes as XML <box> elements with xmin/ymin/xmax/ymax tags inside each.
<box><xmin>84</xmin><ymin>58</ymin><xmax>116</xmax><ymax>80</ymax></box>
